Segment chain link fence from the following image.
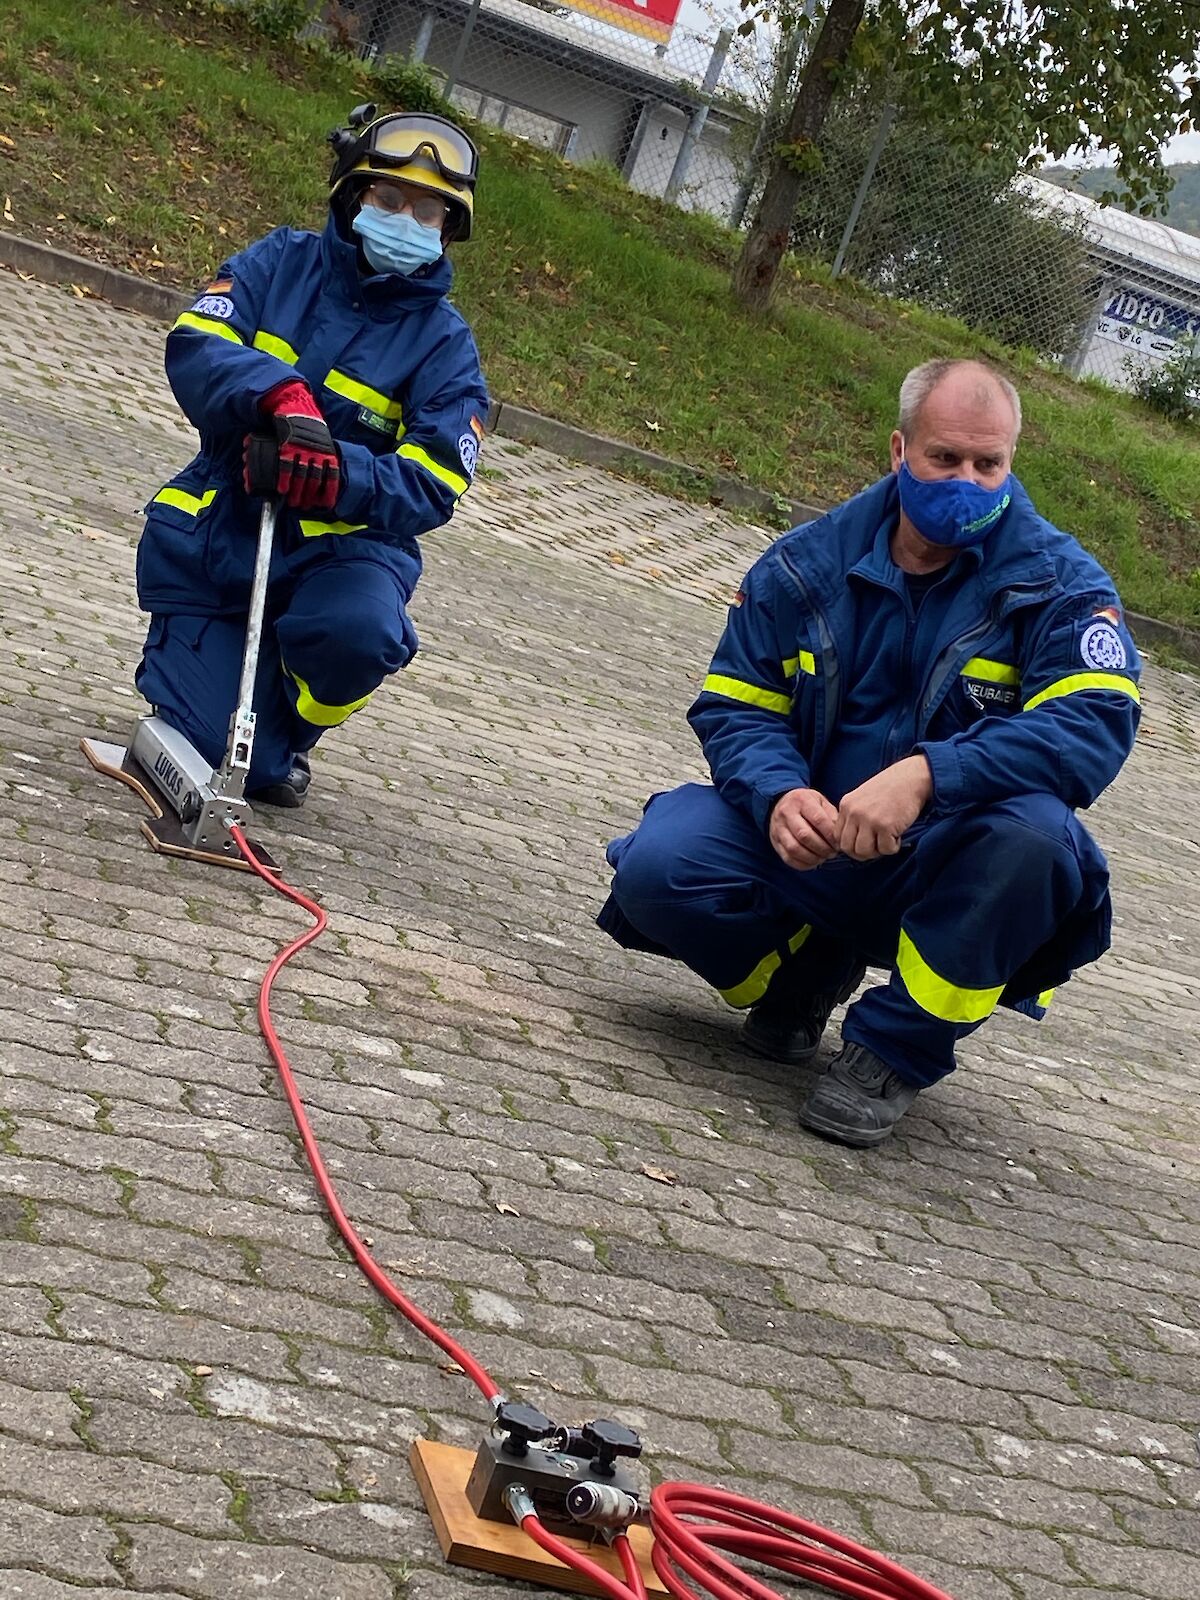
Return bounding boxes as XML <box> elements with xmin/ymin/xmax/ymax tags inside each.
<box><xmin>740</xmin><ymin>70</ymin><xmax>1200</xmax><ymax>398</ymax></box>
<box><xmin>304</xmin><ymin>0</ymin><xmax>1200</xmax><ymax>398</ymax></box>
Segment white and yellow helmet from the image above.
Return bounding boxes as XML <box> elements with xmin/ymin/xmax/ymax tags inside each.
<box><xmin>328</xmin><ymin>105</ymin><xmax>479</xmax><ymax>240</ymax></box>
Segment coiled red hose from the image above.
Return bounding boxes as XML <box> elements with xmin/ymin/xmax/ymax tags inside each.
<box><xmin>231</xmin><ymin>826</ymin><xmax>956</xmax><ymax>1600</ymax></box>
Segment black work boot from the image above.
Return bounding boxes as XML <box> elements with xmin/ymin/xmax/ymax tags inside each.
<box><xmin>742</xmin><ymin>958</ymin><xmax>866</xmax><ymax>1066</ymax></box>
<box><xmin>798</xmin><ymin>1041</ymin><xmax>920</xmax><ymax>1148</ymax></box>
<box><xmin>247</xmin><ymin>751</ymin><xmax>311</xmax><ymax>810</ymax></box>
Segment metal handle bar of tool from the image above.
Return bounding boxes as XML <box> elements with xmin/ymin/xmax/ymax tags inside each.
<box><xmin>219</xmin><ymin>496</ymin><xmax>277</xmax><ymax>794</ymax></box>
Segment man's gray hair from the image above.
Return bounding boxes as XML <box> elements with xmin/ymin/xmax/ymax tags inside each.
<box><xmin>898</xmin><ymin>359</ymin><xmax>1022</xmax><ymax>442</ymax></box>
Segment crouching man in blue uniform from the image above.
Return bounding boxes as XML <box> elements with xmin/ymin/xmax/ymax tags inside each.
<box><xmin>598</xmin><ymin>359</ymin><xmax>1141</xmax><ymax>1148</ymax></box>
<box><xmin>134</xmin><ymin>106</ymin><xmax>489</xmax><ymax>807</ymax></box>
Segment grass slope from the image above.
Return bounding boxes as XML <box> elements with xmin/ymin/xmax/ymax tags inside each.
<box><xmin>1</xmin><ymin>0</ymin><xmax>1197</xmax><ymax>625</ymax></box>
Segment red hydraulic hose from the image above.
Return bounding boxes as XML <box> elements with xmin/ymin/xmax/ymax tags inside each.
<box><xmin>615</xmin><ymin>1532</ymin><xmax>650</xmax><ymax>1600</ymax></box>
<box><xmin>231</xmin><ymin>826</ymin><xmax>958</xmax><ymax>1600</ymax></box>
<box><xmin>229</xmin><ymin>826</ymin><xmax>501</xmax><ymax>1408</ymax></box>
<box><xmin>650</xmin><ymin>1484</ymin><xmax>953</xmax><ymax>1599</ymax></box>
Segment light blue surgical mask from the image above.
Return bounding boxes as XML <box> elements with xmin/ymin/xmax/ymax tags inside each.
<box><xmin>352</xmin><ymin>205</ymin><xmax>444</xmax><ymax>276</ymax></box>
<box><xmin>897</xmin><ymin>459</ymin><xmax>1012</xmax><ymax>548</ymax></box>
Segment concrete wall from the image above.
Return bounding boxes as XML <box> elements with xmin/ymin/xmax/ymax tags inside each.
<box><xmin>625</xmin><ymin>101</ymin><xmax>741</xmax><ymax>219</ymax></box>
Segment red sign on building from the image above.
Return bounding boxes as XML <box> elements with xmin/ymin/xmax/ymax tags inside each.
<box><xmin>567</xmin><ymin>0</ymin><xmax>682</xmax><ymax>47</ymax></box>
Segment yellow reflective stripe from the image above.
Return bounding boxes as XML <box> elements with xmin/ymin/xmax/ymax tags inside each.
<box><xmin>1023</xmin><ymin>673</ymin><xmax>1141</xmax><ymax>713</ymax></box>
<box><xmin>702</xmin><ymin>674</ymin><xmax>792</xmax><ymax>715</ymax></box>
<box><xmin>782</xmin><ymin>651</ymin><xmax>817</xmax><ymax>677</ymax></box>
<box><xmin>153</xmin><ymin>486</ymin><xmax>218</xmax><ymax>516</ymax></box>
<box><xmin>720</xmin><ymin>926</ymin><xmax>811</xmax><ymax>1009</ymax></box>
<box><xmin>286</xmin><ymin>667</ymin><xmax>372</xmax><ymax>728</ymax></box>
<box><xmin>397</xmin><ymin>441</ymin><xmax>469</xmax><ymax>497</ymax></box>
<box><xmin>896</xmin><ymin>930</ymin><xmax>1003</xmax><ymax>1024</ymax></box>
<box><xmin>324</xmin><ymin>368</ymin><xmax>403</xmax><ymax>420</ymax></box>
<box><xmin>172</xmin><ymin>311</ymin><xmax>244</xmax><ymax>344</ymax></box>
<box><xmin>1036</xmin><ymin>988</ymin><xmax>1056</xmax><ymax>1009</ymax></box>
<box><xmin>298</xmin><ymin>518</ymin><xmax>370</xmax><ymax>539</ymax></box>
<box><xmin>962</xmin><ymin>657</ymin><xmax>1020</xmax><ymax>684</ymax></box>
<box><xmin>253</xmin><ymin>330</ymin><xmax>299</xmax><ymax>364</ymax></box>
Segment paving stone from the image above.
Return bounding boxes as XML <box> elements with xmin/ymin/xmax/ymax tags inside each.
<box><xmin>868</xmin><ymin>1502</ymin><xmax>1080</xmax><ymax>1582</ymax></box>
<box><xmin>87</xmin><ymin>1397</ymin><xmax>344</xmax><ymax>1494</ymax></box>
<box><xmin>724</xmin><ymin>1429</ymin><xmax>933</xmax><ymax>1507</ymax></box>
<box><xmin>0</xmin><ymin>1328</ymin><xmax>193</xmax><ymax>1408</ymax></box>
<box><xmin>1019</xmin><ymin>1394</ymin><xmax>1199</xmax><ymax>1467</ymax></box>
<box><xmin>3</xmin><ymin>1579</ymin><xmax>190</xmax><ymax>1600</ymax></box>
<box><xmin>56</xmin><ymin>1288</ymin><xmax>298</xmax><ymax>1378</ymax></box>
<box><xmin>120</xmin><ymin>1521</ymin><xmax>395</xmax><ymax>1599</ymax></box>
<box><xmin>972</xmin><ymin>1424</ymin><xmax>1172</xmax><ymax>1501</ymax></box>
<box><xmin>0</xmin><ymin>1376</ymin><xmax>82</xmax><ymax>1445</ymax></box>
<box><xmin>0</xmin><ymin>1434</ymin><xmax>233</xmax><ymax>1532</ymax></box>
<box><xmin>923</xmin><ymin>1461</ymin><xmax>1123</xmax><ymax>1537</ymax></box>
<box><xmin>587</xmin><ymin>1352</ymin><xmax>789</xmax><ymax>1433</ymax></box>
<box><xmin>202</xmin><ymin>1370</ymin><xmax>424</xmax><ymax>1448</ymax></box>
<box><xmin>0</xmin><ymin>1500</ymin><xmax>117</xmax><ymax>1584</ymax></box>
<box><xmin>245</xmin><ymin>1482</ymin><xmax>432</xmax><ymax>1564</ymax></box>
<box><xmin>1066</xmin><ymin>1535</ymin><xmax>1200</xmax><ymax>1600</ymax></box>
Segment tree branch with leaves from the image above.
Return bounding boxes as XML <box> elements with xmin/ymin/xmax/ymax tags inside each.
<box><xmin>732</xmin><ymin>0</ymin><xmax>1200</xmax><ymax>311</ymax></box>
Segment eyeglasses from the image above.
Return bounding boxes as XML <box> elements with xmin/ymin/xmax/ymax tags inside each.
<box><xmin>365</xmin><ymin>182</ymin><xmax>449</xmax><ymax>229</ymax></box>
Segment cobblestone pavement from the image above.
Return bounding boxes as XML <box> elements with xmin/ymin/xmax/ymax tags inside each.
<box><xmin>0</xmin><ymin>266</ymin><xmax>1197</xmax><ymax>1600</ymax></box>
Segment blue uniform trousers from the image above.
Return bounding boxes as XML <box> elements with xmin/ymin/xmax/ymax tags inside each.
<box><xmin>135</xmin><ymin>558</ymin><xmax>416</xmax><ymax>792</ymax></box>
<box><xmin>603</xmin><ymin>783</ymin><xmax>1108</xmax><ymax>1087</ymax></box>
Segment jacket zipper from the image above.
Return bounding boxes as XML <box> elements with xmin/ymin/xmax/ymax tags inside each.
<box><xmin>777</xmin><ymin>547</ymin><xmax>841</xmax><ymax>763</ymax></box>
<box><xmin>918</xmin><ymin>580</ymin><xmax>1058</xmax><ymax>734</ymax></box>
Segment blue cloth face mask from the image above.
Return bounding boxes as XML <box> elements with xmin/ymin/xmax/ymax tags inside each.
<box><xmin>897</xmin><ymin>459</ymin><xmax>1013</xmax><ymax>548</ymax></box>
<box><xmin>352</xmin><ymin>205</ymin><xmax>444</xmax><ymax>276</ymax></box>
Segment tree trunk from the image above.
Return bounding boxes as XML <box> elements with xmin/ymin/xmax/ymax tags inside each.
<box><xmin>732</xmin><ymin>0</ymin><xmax>867</xmax><ymax>312</ymax></box>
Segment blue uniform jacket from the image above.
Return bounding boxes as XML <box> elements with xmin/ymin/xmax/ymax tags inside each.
<box><xmin>136</xmin><ymin>216</ymin><xmax>489</xmax><ymax>617</ymax></box>
<box><xmin>689</xmin><ymin>473</ymin><xmax>1141</xmax><ymax>834</ymax></box>
<box><xmin>601</xmin><ymin>474</ymin><xmax>1142</xmax><ymax>1009</ymax></box>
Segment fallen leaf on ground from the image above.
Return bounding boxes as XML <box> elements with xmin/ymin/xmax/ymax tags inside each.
<box><xmin>439</xmin><ymin>1361</ymin><xmax>465</xmax><ymax>1376</ymax></box>
<box><xmin>495</xmin><ymin>1201</ymin><xmax>520</xmax><ymax>1216</ymax></box>
<box><xmin>641</xmin><ymin>1163</ymin><xmax>678</xmax><ymax>1185</ymax></box>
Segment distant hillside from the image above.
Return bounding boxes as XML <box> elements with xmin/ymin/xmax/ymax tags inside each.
<box><xmin>1042</xmin><ymin>163</ymin><xmax>1200</xmax><ymax>239</ymax></box>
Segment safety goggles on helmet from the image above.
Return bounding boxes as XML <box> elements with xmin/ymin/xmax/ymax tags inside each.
<box><xmin>367</xmin><ymin>114</ymin><xmax>478</xmax><ymax>185</ymax></box>
<box><xmin>328</xmin><ymin>105</ymin><xmax>479</xmax><ymax>239</ymax></box>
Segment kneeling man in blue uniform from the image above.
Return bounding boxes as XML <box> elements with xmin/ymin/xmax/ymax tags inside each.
<box><xmin>598</xmin><ymin>359</ymin><xmax>1141</xmax><ymax>1148</ymax></box>
<box><xmin>135</xmin><ymin>107</ymin><xmax>489</xmax><ymax>807</ymax></box>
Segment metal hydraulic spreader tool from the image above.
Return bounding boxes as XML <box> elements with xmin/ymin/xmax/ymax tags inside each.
<box><xmin>81</xmin><ymin>498</ymin><xmax>279</xmax><ymax>871</ymax></box>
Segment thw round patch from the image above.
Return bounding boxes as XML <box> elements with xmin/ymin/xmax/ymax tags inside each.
<box><xmin>457</xmin><ymin>431</ymin><xmax>479</xmax><ymax>477</ymax></box>
<box><xmin>1079</xmin><ymin>621</ymin><xmax>1127</xmax><ymax>671</ymax></box>
<box><xmin>191</xmin><ymin>294</ymin><xmax>234</xmax><ymax>320</ymax></box>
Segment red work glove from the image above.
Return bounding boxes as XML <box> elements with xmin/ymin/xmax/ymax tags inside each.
<box><xmin>244</xmin><ymin>380</ymin><xmax>340</xmax><ymax>511</ymax></box>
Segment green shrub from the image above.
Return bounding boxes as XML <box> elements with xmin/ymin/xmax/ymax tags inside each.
<box><xmin>242</xmin><ymin>0</ymin><xmax>314</xmax><ymax>44</ymax></box>
<box><xmin>1131</xmin><ymin>339</ymin><xmax>1200</xmax><ymax>425</ymax></box>
<box><xmin>370</xmin><ymin>53</ymin><xmax>451</xmax><ymax>117</ymax></box>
